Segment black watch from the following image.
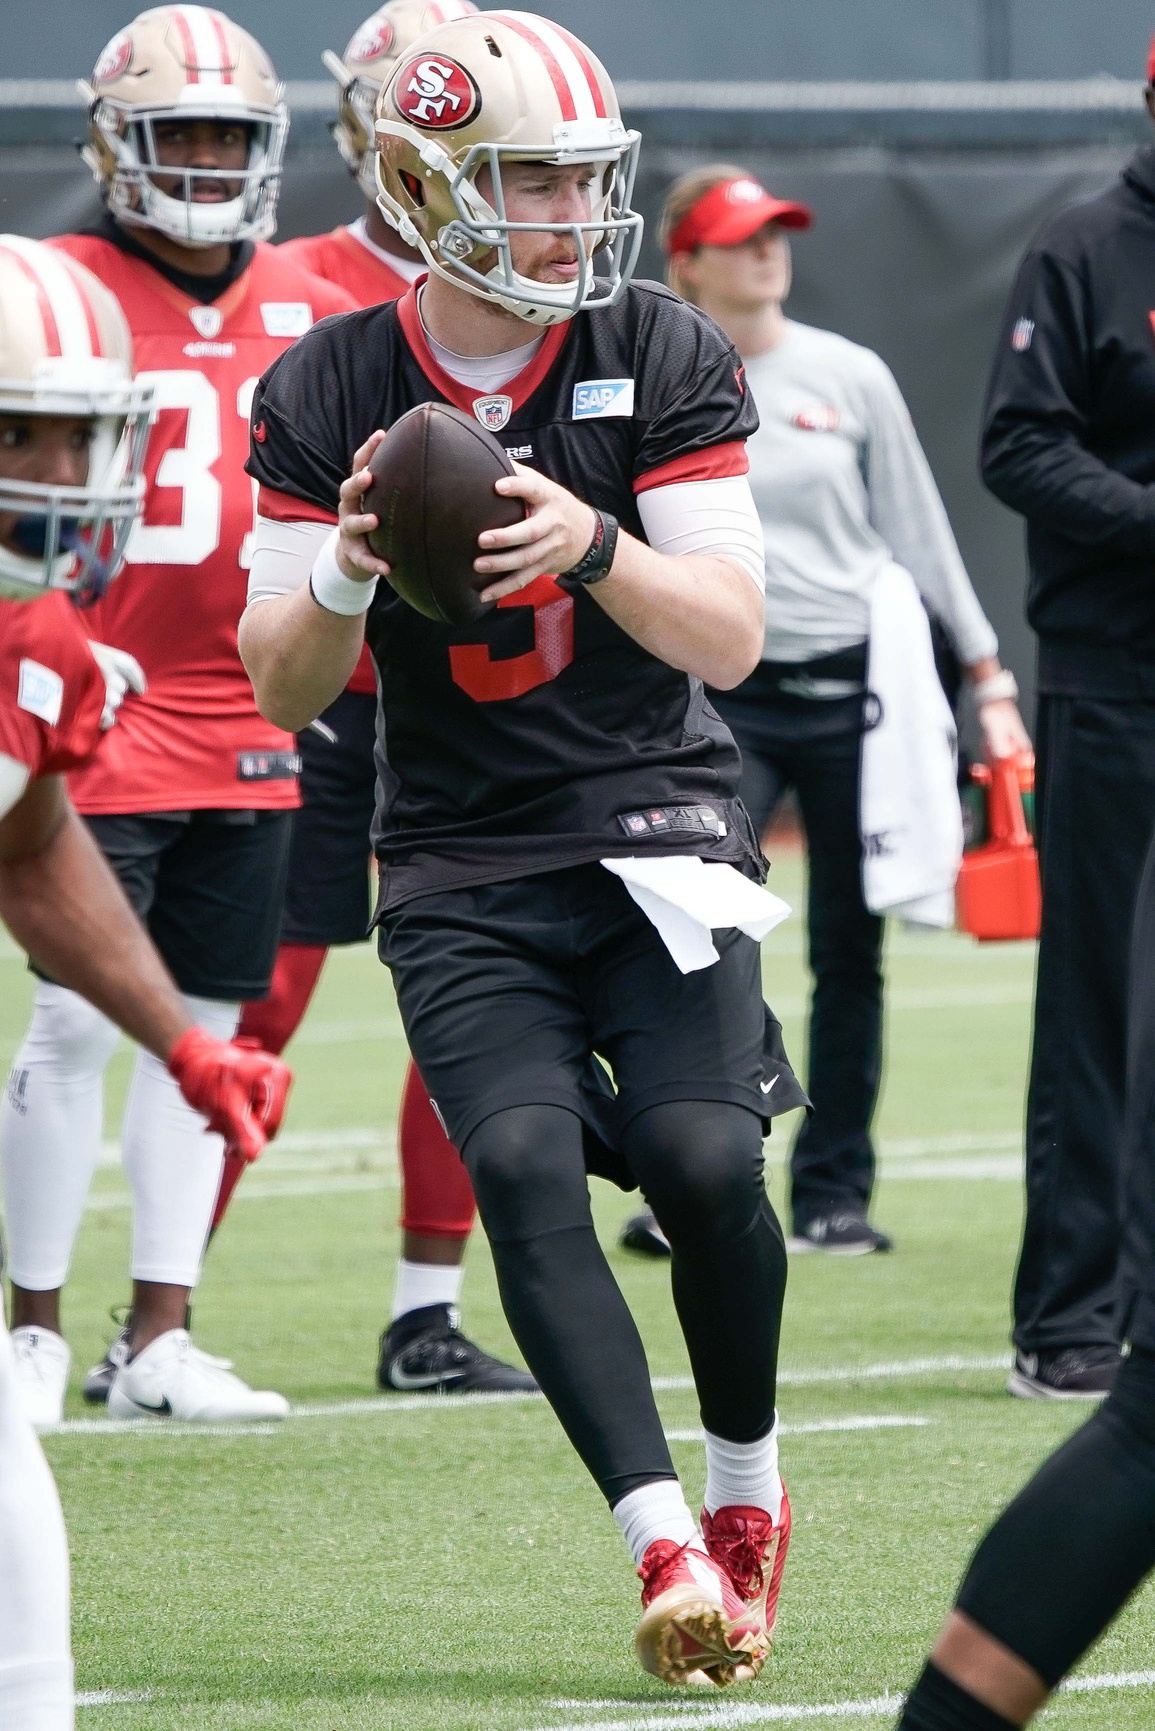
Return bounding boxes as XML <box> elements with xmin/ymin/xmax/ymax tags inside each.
<box><xmin>559</xmin><ymin>508</ymin><xmax>619</xmax><ymax>588</ymax></box>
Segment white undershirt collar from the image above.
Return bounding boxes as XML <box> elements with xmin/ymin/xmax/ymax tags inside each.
<box><xmin>416</xmin><ymin>287</ymin><xmax>544</xmax><ymax>393</ymax></box>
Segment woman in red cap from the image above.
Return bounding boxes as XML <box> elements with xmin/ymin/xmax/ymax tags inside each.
<box><xmin>621</xmin><ymin>164</ymin><xmax>1030</xmax><ymax>1262</ymax></box>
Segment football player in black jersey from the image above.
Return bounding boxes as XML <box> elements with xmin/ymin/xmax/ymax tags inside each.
<box><xmin>239</xmin><ymin>9</ymin><xmax>807</xmax><ymax>1688</ymax></box>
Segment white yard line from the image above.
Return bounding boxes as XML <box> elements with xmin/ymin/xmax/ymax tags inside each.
<box><xmin>880</xmin><ymin>1157</ymin><xmax>1021</xmax><ymax>1182</ymax></box>
<box><xmin>533</xmin><ymin>1668</ymin><xmax>1155</xmax><ymax>1729</ymax></box>
<box><xmin>667</xmin><ymin>1417</ymin><xmax>930</xmax><ymax>1443</ymax></box>
<box><xmin>77</xmin><ymin>1694</ymin><xmax>151</xmax><ymax>1707</ymax></box>
<box><xmin>83</xmin><ymin>1174</ymin><xmax>397</xmax><ymax>1212</ymax></box>
<box><xmin>46</xmin><ymin>1356</ymin><xmax>1009</xmax><ymax>1438</ymax></box>
<box><xmin>653</xmin><ymin>1354</ymin><xmax>1009</xmax><ymax>1393</ymax></box>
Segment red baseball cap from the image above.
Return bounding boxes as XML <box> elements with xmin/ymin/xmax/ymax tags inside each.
<box><xmin>1147</xmin><ymin>31</ymin><xmax>1155</xmax><ymax>81</ymax></box>
<box><xmin>667</xmin><ymin>175</ymin><xmax>813</xmax><ymax>255</ymax></box>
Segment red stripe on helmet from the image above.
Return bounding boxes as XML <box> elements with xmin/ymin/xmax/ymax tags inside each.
<box><xmin>57</xmin><ymin>255</ymin><xmax>105</xmax><ymax>357</ymax></box>
<box><xmin>488</xmin><ymin>12</ymin><xmax>577</xmax><ymax>121</ymax></box>
<box><xmin>0</xmin><ymin>243</ymin><xmax>62</xmax><ymax>357</ymax></box>
<box><xmin>170</xmin><ymin>8</ymin><xmax>201</xmax><ymax>81</ymax></box>
<box><xmin>549</xmin><ymin>21</ymin><xmax>607</xmax><ymax>119</ymax></box>
<box><xmin>206</xmin><ymin>9</ymin><xmax>234</xmax><ymax>83</ymax></box>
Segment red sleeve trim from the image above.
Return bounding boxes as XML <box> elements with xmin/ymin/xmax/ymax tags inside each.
<box><xmin>257</xmin><ymin>486</ymin><xmax>338</xmax><ymax>525</ymax></box>
<box><xmin>633</xmin><ymin>442</ymin><xmax>750</xmax><ymax>495</ymax></box>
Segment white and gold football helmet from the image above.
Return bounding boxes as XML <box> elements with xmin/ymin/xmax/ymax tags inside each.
<box><xmin>0</xmin><ymin>237</ymin><xmax>152</xmax><ymax>604</ymax></box>
<box><xmin>80</xmin><ymin>6</ymin><xmax>288</xmax><ymax>249</ymax></box>
<box><xmin>324</xmin><ymin>1</ymin><xmax>480</xmax><ymax>201</ymax></box>
<box><xmin>374</xmin><ymin>10</ymin><xmax>643</xmax><ymax>325</ymax></box>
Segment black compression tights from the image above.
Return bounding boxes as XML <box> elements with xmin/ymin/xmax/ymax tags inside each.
<box><xmin>952</xmin><ymin>1345</ymin><xmax>1155</xmax><ymax>1690</ymax></box>
<box><xmin>461</xmin><ymin>1101</ymin><xmax>787</xmax><ymax>1506</ymax></box>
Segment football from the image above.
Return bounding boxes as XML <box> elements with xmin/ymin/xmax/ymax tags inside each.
<box><xmin>363</xmin><ymin>402</ymin><xmax>526</xmax><ymax>626</ymax></box>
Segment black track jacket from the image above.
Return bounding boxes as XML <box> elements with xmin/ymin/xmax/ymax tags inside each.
<box><xmin>982</xmin><ymin>144</ymin><xmax>1155</xmax><ymax>698</ymax></box>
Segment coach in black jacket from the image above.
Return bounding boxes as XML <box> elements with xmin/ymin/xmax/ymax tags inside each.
<box><xmin>981</xmin><ymin>129</ymin><xmax>1155</xmax><ymax>1401</ymax></box>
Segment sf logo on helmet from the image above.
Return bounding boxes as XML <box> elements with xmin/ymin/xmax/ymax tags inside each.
<box><xmin>395</xmin><ymin>55</ymin><xmax>480</xmax><ymax>127</ymax></box>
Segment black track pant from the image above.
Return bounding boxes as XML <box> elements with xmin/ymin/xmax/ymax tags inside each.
<box><xmin>1015</xmin><ymin>694</ymin><xmax>1155</xmax><ymax>1353</ymax></box>
<box><xmin>898</xmin><ymin>1348</ymin><xmax>1155</xmax><ymax>1729</ymax></box>
<box><xmin>462</xmin><ymin>1099</ymin><xmax>787</xmax><ymax>1505</ymax></box>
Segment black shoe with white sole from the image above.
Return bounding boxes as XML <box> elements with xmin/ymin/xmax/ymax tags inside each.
<box><xmin>1007</xmin><ymin>1345</ymin><xmax>1122</xmax><ymax>1401</ymax></box>
<box><xmin>81</xmin><ymin>1309</ymin><xmax>132</xmax><ymax>1406</ymax></box>
<box><xmin>787</xmin><ymin>1211</ymin><xmax>894</xmax><ymax>1256</ymax></box>
<box><xmin>377</xmin><ymin>1303</ymin><xmax>538</xmax><ymax>1394</ymax></box>
<box><xmin>619</xmin><ymin>1210</ymin><xmax>671</xmax><ymax>1258</ymax></box>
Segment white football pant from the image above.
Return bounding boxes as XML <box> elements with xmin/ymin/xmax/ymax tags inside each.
<box><xmin>1</xmin><ymin>983</ymin><xmax>238</xmax><ymax>1291</ymax></box>
<box><xmin>0</xmin><ymin>1313</ymin><xmax>73</xmax><ymax>1728</ymax></box>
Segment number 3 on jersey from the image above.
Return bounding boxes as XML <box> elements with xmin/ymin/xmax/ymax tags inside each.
<box><xmin>449</xmin><ymin>573</ymin><xmax>574</xmax><ymax>702</ymax></box>
<box><xmin>126</xmin><ymin>370</ymin><xmax>259</xmax><ymax>567</ymax></box>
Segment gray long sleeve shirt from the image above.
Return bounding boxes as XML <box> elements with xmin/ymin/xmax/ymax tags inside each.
<box><xmin>744</xmin><ymin>320</ymin><xmax>998</xmax><ymax>667</ymax></box>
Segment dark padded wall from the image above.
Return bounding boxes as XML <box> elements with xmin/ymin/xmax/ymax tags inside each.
<box><xmin>0</xmin><ymin>127</ymin><xmax>1134</xmax><ymax>714</ymax></box>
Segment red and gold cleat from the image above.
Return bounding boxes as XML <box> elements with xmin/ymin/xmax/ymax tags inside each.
<box><xmin>701</xmin><ymin>1489</ymin><xmax>792</xmax><ymax>1645</ymax></box>
<box><xmin>635</xmin><ymin>1538</ymin><xmax>770</xmax><ymax>1688</ymax></box>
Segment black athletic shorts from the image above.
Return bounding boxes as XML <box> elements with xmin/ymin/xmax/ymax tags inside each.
<box><xmin>59</xmin><ymin>809</ymin><xmax>292</xmax><ymax>1000</ymax></box>
<box><xmin>377</xmin><ymin>862</ymin><xmax>809</xmax><ymax>1188</ymax></box>
<box><xmin>282</xmin><ymin>689</ymin><xmax>377</xmax><ymax>948</ymax></box>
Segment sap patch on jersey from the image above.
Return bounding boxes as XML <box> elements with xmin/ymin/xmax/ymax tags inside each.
<box><xmin>17</xmin><ymin>659</ymin><xmax>64</xmax><ymax>727</ymax></box>
<box><xmin>261</xmin><ymin>302</ymin><xmax>313</xmax><ymax>338</ymax></box>
<box><xmin>573</xmin><ymin>379</ymin><xmax>635</xmax><ymax>419</ymax></box>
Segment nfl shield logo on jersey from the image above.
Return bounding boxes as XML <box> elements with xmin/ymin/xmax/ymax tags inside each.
<box><xmin>1011</xmin><ymin>317</ymin><xmax>1035</xmax><ymax>352</ymax></box>
<box><xmin>473</xmin><ymin>395</ymin><xmax>512</xmax><ymax>431</ymax></box>
<box><xmin>189</xmin><ymin>305</ymin><xmax>224</xmax><ymax>339</ymax></box>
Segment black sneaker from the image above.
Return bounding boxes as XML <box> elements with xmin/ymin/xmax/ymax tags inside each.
<box><xmin>376</xmin><ymin>1303</ymin><xmax>538</xmax><ymax>1394</ymax></box>
<box><xmin>619</xmin><ymin>1210</ymin><xmax>671</xmax><ymax>1258</ymax></box>
<box><xmin>81</xmin><ymin>1307</ymin><xmax>132</xmax><ymax>1405</ymax></box>
<box><xmin>1007</xmin><ymin>1346</ymin><xmax>1122</xmax><ymax>1401</ymax></box>
<box><xmin>786</xmin><ymin>1212</ymin><xmax>894</xmax><ymax>1256</ymax></box>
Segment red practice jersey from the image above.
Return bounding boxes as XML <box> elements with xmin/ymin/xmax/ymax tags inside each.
<box><xmin>48</xmin><ymin>235</ymin><xmax>355</xmax><ymax>814</ymax></box>
<box><xmin>0</xmin><ymin>594</ymin><xmax>107</xmax><ymax>781</ymax></box>
<box><xmin>278</xmin><ymin>224</ymin><xmax>417</xmax><ymax>696</ymax></box>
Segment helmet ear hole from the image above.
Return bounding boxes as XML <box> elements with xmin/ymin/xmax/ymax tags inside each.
<box><xmin>399</xmin><ymin>169</ymin><xmax>426</xmax><ymax>206</ymax></box>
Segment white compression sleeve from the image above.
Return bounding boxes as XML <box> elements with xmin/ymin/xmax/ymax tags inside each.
<box><xmin>636</xmin><ymin>476</ymin><xmax>766</xmax><ymax>592</ymax></box>
<box><xmin>0</xmin><ymin>1316</ymin><xmax>74</xmax><ymax>1730</ymax></box>
<box><xmin>0</xmin><ymin>984</ymin><xmax>120</xmax><ymax>1292</ymax></box>
<box><xmin>123</xmin><ymin>995</ymin><xmax>239</xmax><ymax>1288</ymax></box>
<box><xmin>0</xmin><ymin>753</ymin><xmax>31</xmax><ymax>821</ymax></box>
<box><xmin>246</xmin><ymin>515</ymin><xmax>333</xmax><ymax>605</ymax></box>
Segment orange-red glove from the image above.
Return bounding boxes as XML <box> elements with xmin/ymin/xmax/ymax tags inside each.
<box><xmin>167</xmin><ymin>1029</ymin><xmax>292</xmax><ymax>1164</ymax></box>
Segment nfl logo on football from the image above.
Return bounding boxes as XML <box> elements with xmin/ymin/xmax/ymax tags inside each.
<box><xmin>473</xmin><ymin>395</ymin><xmax>513</xmax><ymax>431</ymax></box>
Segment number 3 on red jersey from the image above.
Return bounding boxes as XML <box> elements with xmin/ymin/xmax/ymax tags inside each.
<box><xmin>448</xmin><ymin>573</ymin><xmax>574</xmax><ymax>702</ymax></box>
<box><xmin>126</xmin><ymin>370</ymin><xmax>260</xmax><ymax>568</ymax></box>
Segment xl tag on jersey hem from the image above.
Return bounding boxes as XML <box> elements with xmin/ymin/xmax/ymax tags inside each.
<box><xmin>260</xmin><ymin>303</ymin><xmax>313</xmax><ymax>338</ymax></box>
<box><xmin>573</xmin><ymin>379</ymin><xmax>635</xmax><ymax>419</ymax></box>
<box><xmin>237</xmin><ymin>750</ymin><xmax>302</xmax><ymax>782</ymax></box>
<box><xmin>17</xmin><ymin>658</ymin><xmax>64</xmax><ymax>727</ymax></box>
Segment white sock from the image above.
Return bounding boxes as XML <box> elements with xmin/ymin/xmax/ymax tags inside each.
<box><xmin>703</xmin><ymin>1418</ymin><xmax>784</xmax><ymax>1521</ymax></box>
<box><xmin>0</xmin><ymin>1318</ymin><xmax>74</xmax><ymax>1730</ymax></box>
<box><xmin>124</xmin><ymin>995</ymin><xmax>239</xmax><ymax>1288</ymax></box>
<box><xmin>612</xmin><ymin>1479</ymin><xmax>706</xmax><ymax>1569</ymax></box>
<box><xmin>391</xmin><ymin>1258</ymin><xmax>464</xmax><ymax>1321</ymax></box>
<box><xmin>0</xmin><ymin>983</ymin><xmax>120</xmax><ymax>1291</ymax></box>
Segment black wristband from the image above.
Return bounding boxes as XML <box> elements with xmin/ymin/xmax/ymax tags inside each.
<box><xmin>559</xmin><ymin>509</ymin><xmax>619</xmax><ymax>588</ymax></box>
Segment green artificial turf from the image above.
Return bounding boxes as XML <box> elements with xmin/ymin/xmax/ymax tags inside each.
<box><xmin>1</xmin><ymin>853</ymin><xmax>1151</xmax><ymax>1728</ymax></box>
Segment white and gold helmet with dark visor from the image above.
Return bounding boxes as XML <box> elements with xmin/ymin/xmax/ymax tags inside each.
<box><xmin>0</xmin><ymin>237</ymin><xmax>152</xmax><ymax>604</ymax></box>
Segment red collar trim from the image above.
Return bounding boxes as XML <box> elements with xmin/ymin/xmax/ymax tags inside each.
<box><xmin>395</xmin><ymin>284</ymin><xmax>570</xmax><ymax>417</ymax></box>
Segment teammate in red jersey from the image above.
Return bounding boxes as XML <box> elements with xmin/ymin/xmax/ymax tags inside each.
<box><xmin>0</xmin><ymin>235</ymin><xmax>290</xmax><ymax>1731</ymax></box>
<box><xmin>228</xmin><ymin>0</ymin><xmax>535</xmax><ymax>1398</ymax></box>
<box><xmin>0</xmin><ymin>6</ymin><xmax>352</xmax><ymax>1428</ymax></box>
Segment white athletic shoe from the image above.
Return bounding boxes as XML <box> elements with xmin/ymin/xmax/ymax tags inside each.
<box><xmin>11</xmin><ymin>1326</ymin><xmax>71</xmax><ymax>1428</ymax></box>
<box><xmin>106</xmin><ymin>1329</ymin><xmax>289</xmax><ymax>1422</ymax></box>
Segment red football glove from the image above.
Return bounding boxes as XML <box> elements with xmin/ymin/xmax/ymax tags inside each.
<box><xmin>168</xmin><ymin>1029</ymin><xmax>292</xmax><ymax>1164</ymax></box>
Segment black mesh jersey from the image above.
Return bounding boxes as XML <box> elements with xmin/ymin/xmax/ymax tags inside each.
<box><xmin>246</xmin><ymin>277</ymin><xmax>761</xmax><ymax>910</ymax></box>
